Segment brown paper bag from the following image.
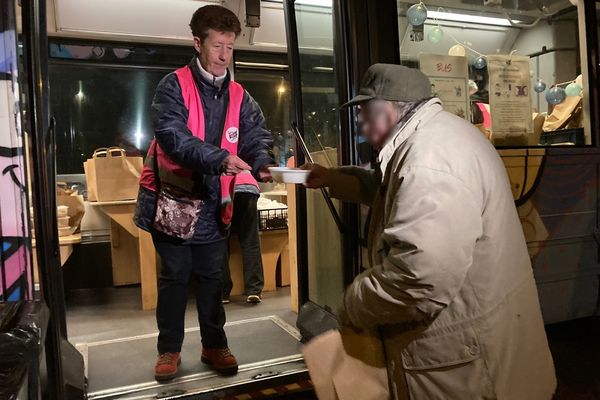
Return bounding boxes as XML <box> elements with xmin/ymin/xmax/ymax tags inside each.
<box><xmin>303</xmin><ymin>329</ymin><xmax>390</xmax><ymax>400</ymax></box>
<box><xmin>56</xmin><ymin>186</ymin><xmax>85</xmax><ymax>232</ymax></box>
<box><xmin>84</xmin><ymin>147</ymin><xmax>143</xmax><ymax>202</ymax></box>
<box><xmin>543</xmin><ymin>96</ymin><xmax>583</xmax><ymax>132</ymax></box>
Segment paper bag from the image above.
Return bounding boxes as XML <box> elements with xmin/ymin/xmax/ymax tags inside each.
<box><xmin>56</xmin><ymin>185</ymin><xmax>85</xmax><ymax>232</ymax></box>
<box><xmin>84</xmin><ymin>147</ymin><xmax>143</xmax><ymax>202</ymax></box>
<box><xmin>303</xmin><ymin>329</ymin><xmax>390</xmax><ymax>400</ymax></box>
<box><xmin>543</xmin><ymin>96</ymin><xmax>583</xmax><ymax>132</ymax></box>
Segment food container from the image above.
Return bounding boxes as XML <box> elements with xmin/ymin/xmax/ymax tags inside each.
<box><xmin>58</xmin><ymin>216</ymin><xmax>70</xmax><ymax>228</ymax></box>
<box><xmin>58</xmin><ymin>226</ymin><xmax>72</xmax><ymax>237</ymax></box>
<box><xmin>57</xmin><ymin>205</ymin><xmax>69</xmax><ymax>217</ymax></box>
<box><xmin>268</xmin><ymin>167</ymin><xmax>310</xmax><ymax>184</ymax></box>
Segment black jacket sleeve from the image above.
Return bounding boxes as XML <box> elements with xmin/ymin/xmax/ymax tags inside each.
<box><xmin>238</xmin><ymin>91</ymin><xmax>275</xmax><ymax>178</ymax></box>
<box><xmin>152</xmin><ymin>73</ymin><xmax>229</xmax><ymax>175</ymax></box>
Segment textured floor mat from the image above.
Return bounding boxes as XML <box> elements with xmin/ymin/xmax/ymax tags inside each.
<box><xmin>80</xmin><ymin>316</ymin><xmax>301</xmax><ymax>396</ymax></box>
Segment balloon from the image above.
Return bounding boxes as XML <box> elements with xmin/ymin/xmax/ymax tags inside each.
<box><xmin>545</xmin><ymin>86</ymin><xmax>566</xmax><ymax>105</ymax></box>
<box><xmin>565</xmin><ymin>82</ymin><xmax>582</xmax><ymax>97</ymax></box>
<box><xmin>407</xmin><ymin>3</ymin><xmax>428</xmax><ymax>26</ymax></box>
<box><xmin>533</xmin><ymin>80</ymin><xmax>546</xmax><ymax>93</ymax></box>
<box><xmin>473</xmin><ymin>56</ymin><xmax>486</xmax><ymax>69</ymax></box>
<box><xmin>427</xmin><ymin>26</ymin><xmax>444</xmax><ymax>43</ymax></box>
<box><xmin>448</xmin><ymin>44</ymin><xmax>466</xmax><ymax>57</ymax></box>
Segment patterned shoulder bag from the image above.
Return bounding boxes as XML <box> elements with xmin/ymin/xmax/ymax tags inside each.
<box><xmin>151</xmin><ymin>145</ymin><xmax>204</xmax><ymax>240</ymax></box>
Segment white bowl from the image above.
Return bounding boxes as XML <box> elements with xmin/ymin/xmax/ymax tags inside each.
<box><xmin>268</xmin><ymin>167</ymin><xmax>310</xmax><ymax>184</ymax></box>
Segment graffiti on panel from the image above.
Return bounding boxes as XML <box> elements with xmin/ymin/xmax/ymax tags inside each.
<box><xmin>0</xmin><ymin>3</ymin><xmax>31</xmax><ymax>302</ymax></box>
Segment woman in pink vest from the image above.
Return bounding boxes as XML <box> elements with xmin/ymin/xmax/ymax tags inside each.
<box><xmin>134</xmin><ymin>5</ymin><xmax>274</xmax><ymax>382</ymax></box>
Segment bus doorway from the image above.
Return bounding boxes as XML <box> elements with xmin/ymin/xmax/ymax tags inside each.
<box><xmin>16</xmin><ymin>0</ymin><xmax>320</xmax><ymax>398</ymax></box>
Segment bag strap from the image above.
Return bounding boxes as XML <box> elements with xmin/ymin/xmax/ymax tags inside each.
<box><xmin>153</xmin><ymin>143</ymin><xmax>162</xmax><ymax>192</ymax></box>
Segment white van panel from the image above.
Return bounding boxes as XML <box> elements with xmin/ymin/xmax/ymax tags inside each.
<box><xmin>45</xmin><ymin>0</ymin><xmax>291</xmax><ymax>51</ymax></box>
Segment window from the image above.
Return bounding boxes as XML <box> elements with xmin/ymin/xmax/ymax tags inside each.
<box><xmin>234</xmin><ymin>51</ymin><xmax>292</xmax><ymax>166</ymax></box>
<box><xmin>49</xmin><ymin>40</ymin><xmax>191</xmax><ymax>174</ymax></box>
<box><xmin>397</xmin><ymin>0</ymin><xmax>593</xmax><ymax>147</ymax></box>
<box><xmin>49</xmin><ymin>40</ymin><xmax>291</xmax><ymax>174</ymax></box>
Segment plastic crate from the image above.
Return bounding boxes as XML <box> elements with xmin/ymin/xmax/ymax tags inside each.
<box><xmin>258</xmin><ymin>208</ymin><xmax>288</xmax><ymax>231</ymax></box>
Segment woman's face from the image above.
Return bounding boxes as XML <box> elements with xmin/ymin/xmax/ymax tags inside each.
<box><xmin>194</xmin><ymin>29</ymin><xmax>236</xmax><ymax>76</ymax></box>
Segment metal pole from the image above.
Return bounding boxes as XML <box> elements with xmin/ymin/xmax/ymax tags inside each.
<box><xmin>21</xmin><ymin>0</ymin><xmax>66</xmax><ymax>398</ymax></box>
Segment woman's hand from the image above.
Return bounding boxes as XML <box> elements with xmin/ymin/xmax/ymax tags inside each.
<box><xmin>222</xmin><ymin>154</ymin><xmax>251</xmax><ymax>175</ymax></box>
<box><xmin>300</xmin><ymin>163</ymin><xmax>330</xmax><ymax>188</ymax></box>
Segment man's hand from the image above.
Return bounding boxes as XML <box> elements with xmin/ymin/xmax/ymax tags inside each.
<box><xmin>222</xmin><ymin>155</ymin><xmax>251</xmax><ymax>175</ymax></box>
<box><xmin>300</xmin><ymin>163</ymin><xmax>330</xmax><ymax>188</ymax></box>
<box><xmin>258</xmin><ymin>164</ymin><xmax>275</xmax><ymax>183</ymax></box>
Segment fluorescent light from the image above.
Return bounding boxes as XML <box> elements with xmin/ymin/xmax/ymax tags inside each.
<box><xmin>267</xmin><ymin>0</ymin><xmax>332</xmax><ymax>6</ymax></box>
<box><xmin>427</xmin><ymin>10</ymin><xmax>514</xmax><ymax>27</ymax></box>
<box><xmin>235</xmin><ymin>61</ymin><xmax>288</xmax><ymax>70</ymax></box>
<box><xmin>296</xmin><ymin>0</ymin><xmax>332</xmax><ymax>5</ymax></box>
<box><xmin>313</xmin><ymin>66</ymin><xmax>334</xmax><ymax>72</ymax></box>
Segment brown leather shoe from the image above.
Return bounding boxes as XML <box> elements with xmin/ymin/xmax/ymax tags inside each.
<box><xmin>154</xmin><ymin>352</ymin><xmax>181</xmax><ymax>381</ymax></box>
<box><xmin>201</xmin><ymin>347</ymin><xmax>239</xmax><ymax>375</ymax></box>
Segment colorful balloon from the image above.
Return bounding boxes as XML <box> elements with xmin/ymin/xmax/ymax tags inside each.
<box><xmin>473</xmin><ymin>56</ymin><xmax>486</xmax><ymax>69</ymax></box>
<box><xmin>407</xmin><ymin>3</ymin><xmax>428</xmax><ymax>26</ymax></box>
<box><xmin>448</xmin><ymin>44</ymin><xmax>466</xmax><ymax>57</ymax></box>
<box><xmin>427</xmin><ymin>26</ymin><xmax>443</xmax><ymax>43</ymax></box>
<box><xmin>565</xmin><ymin>82</ymin><xmax>582</xmax><ymax>97</ymax></box>
<box><xmin>545</xmin><ymin>86</ymin><xmax>566</xmax><ymax>105</ymax></box>
<box><xmin>533</xmin><ymin>80</ymin><xmax>546</xmax><ymax>93</ymax></box>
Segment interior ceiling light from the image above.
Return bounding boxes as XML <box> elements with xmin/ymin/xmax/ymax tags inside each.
<box><xmin>427</xmin><ymin>10</ymin><xmax>515</xmax><ymax>27</ymax></box>
<box><xmin>313</xmin><ymin>66</ymin><xmax>334</xmax><ymax>71</ymax></box>
<box><xmin>235</xmin><ymin>61</ymin><xmax>288</xmax><ymax>70</ymax></box>
<box><xmin>268</xmin><ymin>0</ymin><xmax>332</xmax><ymax>6</ymax></box>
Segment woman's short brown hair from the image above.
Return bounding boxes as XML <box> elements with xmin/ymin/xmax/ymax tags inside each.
<box><xmin>190</xmin><ymin>5</ymin><xmax>242</xmax><ymax>42</ymax></box>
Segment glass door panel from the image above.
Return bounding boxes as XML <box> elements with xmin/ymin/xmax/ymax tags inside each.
<box><xmin>294</xmin><ymin>0</ymin><xmax>344</xmax><ymax>310</ymax></box>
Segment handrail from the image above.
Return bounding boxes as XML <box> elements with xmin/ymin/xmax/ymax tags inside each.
<box><xmin>291</xmin><ymin>122</ymin><xmax>345</xmax><ymax>234</ymax></box>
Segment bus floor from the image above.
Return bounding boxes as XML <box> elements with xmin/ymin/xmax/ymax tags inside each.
<box><xmin>64</xmin><ymin>286</ymin><xmax>307</xmax><ymax>399</ymax></box>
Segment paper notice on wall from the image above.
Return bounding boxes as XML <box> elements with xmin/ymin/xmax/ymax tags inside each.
<box><xmin>487</xmin><ymin>54</ymin><xmax>532</xmax><ymax>143</ymax></box>
<box><xmin>419</xmin><ymin>54</ymin><xmax>469</xmax><ymax>121</ymax></box>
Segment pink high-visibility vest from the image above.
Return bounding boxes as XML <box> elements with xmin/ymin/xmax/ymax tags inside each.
<box><xmin>139</xmin><ymin>65</ymin><xmax>258</xmax><ymax>226</ymax></box>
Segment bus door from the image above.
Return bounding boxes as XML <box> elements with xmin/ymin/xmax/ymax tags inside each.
<box><xmin>283</xmin><ymin>0</ymin><xmax>400</xmax><ymax>340</ymax></box>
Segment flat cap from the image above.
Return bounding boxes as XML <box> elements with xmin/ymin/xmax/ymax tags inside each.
<box><xmin>342</xmin><ymin>63</ymin><xmax>432</xmax><ymax>108</ymax></box>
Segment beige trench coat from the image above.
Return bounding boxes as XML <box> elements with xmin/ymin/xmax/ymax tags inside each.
<box><xmin>328</xmin><ymin>98</ymin><xmax>556</xmax><ymax>400</ymax></box>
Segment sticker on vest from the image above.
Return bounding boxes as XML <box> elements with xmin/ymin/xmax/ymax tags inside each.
<box><xmin>225</xmin><ymin>127</ymin><xmax>239</xmax><ymax>144</ymax></box>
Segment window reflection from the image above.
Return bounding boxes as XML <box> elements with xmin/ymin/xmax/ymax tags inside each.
<box><xmin>398</xmin><ymin>0</ymin><xmax>589</xmax><ymax>146</ymax></box>
<box><xmin>295</xmin><ymin>1</ymin><xmax>345</xmax><ymax>310</ymax></box>
<box><xmin>49</xmin><ymin>40</ymin><xmax>293</xmax><ymax>173</ymax></box>
<box><xmin>234</xmin><ymin>52</ymin><xmax>292</xmax><ymax>166</ymax></box>
<box><xmin>50</xmin><ymin>64</ymin><xmax>165</xmax><ymax>173</ymax></box>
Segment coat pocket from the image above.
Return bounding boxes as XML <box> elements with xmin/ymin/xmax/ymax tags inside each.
<box><xmin>400</xmin><ymin>327</ymin><xmax>497</xmax><ymax>400</ymax></box>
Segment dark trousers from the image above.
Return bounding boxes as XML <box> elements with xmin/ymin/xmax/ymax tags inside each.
<box><xmin>222</xmin><ymin>192</ymin><xmax>264</xmax><ymax>298</ymax></box>
<box><xmin>152</xmin><ymin>233</ymin><xmax>227</xmax><ymax>354</ymax></box>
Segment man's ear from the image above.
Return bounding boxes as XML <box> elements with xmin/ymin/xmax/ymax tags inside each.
<box><xmin>193</xmin><ymin>36</ymin><xmax>202</xmax><ymax>54</ymax></box>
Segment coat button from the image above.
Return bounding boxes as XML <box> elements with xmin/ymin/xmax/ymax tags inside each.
<box><xmin>468</xmin><ymin>345</ymin><xmax>478</xmax><ymax>356</ymax></box>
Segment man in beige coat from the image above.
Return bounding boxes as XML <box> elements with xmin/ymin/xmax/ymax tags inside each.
<box><xmin>304</xmin><ymin>64</ymin><xmax>556</xmax><ymax>399</ymax></box>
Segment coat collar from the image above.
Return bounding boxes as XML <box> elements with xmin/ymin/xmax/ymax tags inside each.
<box><xmin>378</xmin><ymin>98</ymin><xmax>443</xmax><ymax>175</ymax></box>
<box><xmin>188</xmin><ymin>56</ymin><xmax>231</xmax><ymax>94</ymax></box>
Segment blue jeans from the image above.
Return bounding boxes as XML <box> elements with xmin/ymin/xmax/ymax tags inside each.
<box><xmin>152</xmin><ymin>233</ymin><xmax>227</xmax><ymax>353</ymax></box>
<box><xmin>222</xmin><ymin>193</ymin><xmax>264</xmax><ymax>298</ymax></box>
